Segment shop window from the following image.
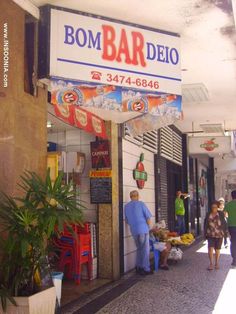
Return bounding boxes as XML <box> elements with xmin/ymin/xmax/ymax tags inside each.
<box><xmin>24</xmin><ymin>14</ymin><xmax>37</xmax><ymax>96</ymax></box>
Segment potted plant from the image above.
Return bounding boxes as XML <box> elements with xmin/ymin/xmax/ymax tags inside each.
<box><xmin>0</xmin><ymin>170</ymin><xmax>84</xmax><ymax>313</ymax></box>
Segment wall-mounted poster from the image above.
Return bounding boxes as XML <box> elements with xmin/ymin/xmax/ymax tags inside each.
<box><xmin>91</xmin><ymin>140</ymin><xmax>111</xmax><ymax>169</ymax></box>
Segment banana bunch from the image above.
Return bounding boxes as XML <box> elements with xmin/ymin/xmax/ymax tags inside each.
<box><xmin>180</xmin><ymin>233</ymin><xmax>194</xmax><ymax>245</ymax></box>
<box><xmin>170</xmin><ymin>239</ymin><xmax>183</xmax><ymax>246</ymax></box>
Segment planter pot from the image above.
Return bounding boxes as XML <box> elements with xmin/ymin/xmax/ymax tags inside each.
<box><xmin>0</xmin><ymin>286</ymin><xmax>56</xmax><ymax>314</ymax></box>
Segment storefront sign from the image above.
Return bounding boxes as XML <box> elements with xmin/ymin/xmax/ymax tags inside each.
<box><xmin>89</xmin><ymin>170</ymin><xmax>112</xmax><ymax>177</ymax></box>
<box><xmin>133</xmin><ymin>153</ymin><xmax>147</xmax><ymax>189</ymax></box>
<box><xmin>188</xmin><ymin>136</ymin><xmax>231</xmax><ymax>154</ymax></box>
<box><xmin>90</xmin><ymin>141</ymin><xmax>111</xmax><ymax>169</ymax></box>
<box><xmin>200</xmin><ymin>138</ymin><xmax>219</xmax><ymax>151</ymax></box>
<box><xmin>47</xmin><ymin>7</ymin><xmax>181</xmax><ymax>94</ymax></box>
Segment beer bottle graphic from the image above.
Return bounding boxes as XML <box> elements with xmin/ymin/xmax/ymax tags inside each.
<box><xmin>122</xmin><ymin>94</ymin><xmax>177</xmax><ymax>112</ymax></box>
<box><xmin>79</xmin><ymin>85</ymin><xmax>116</xmax><ymax>101</ymax></box>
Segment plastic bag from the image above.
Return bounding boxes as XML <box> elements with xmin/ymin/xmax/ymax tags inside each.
<box><xmin>155</xmin><ymin>220</ymin><xmax>166</xmax><ymax>229</ymax></box>
<box><xmin>168</xmin><ymin>247</ymin><xmax>183</xmax><ymax>261</ymax></box>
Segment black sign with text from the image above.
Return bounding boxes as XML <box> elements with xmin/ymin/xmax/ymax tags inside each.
<box><xmin>90</xmin><ymin>177</ymin><xmax>112</xmax><ymax>204</ymax></box>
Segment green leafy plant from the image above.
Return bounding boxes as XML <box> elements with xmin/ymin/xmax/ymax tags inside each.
<box><xmin>0</xmin><ymin>169</ymin><xmax>85</xmax><ymax>311</ymax></box>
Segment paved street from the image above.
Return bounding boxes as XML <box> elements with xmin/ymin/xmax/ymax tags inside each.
<box><xmin>96</xmin><ymin>241</ymin><xmax>235</xmax><ymax>314</ymax></box>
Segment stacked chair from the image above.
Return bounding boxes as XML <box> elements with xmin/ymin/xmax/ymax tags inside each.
<box><xmin>54</xmin><ymin>223</ymin><xmax>92</xmax><ymax>284</ymax></box>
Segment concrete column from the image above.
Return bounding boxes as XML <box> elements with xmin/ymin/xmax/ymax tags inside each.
<box><xmin>0</xmin><ymin>0</ymin><xmax>47</xmax><ymax>196</ymax></box>
<box><xmin>98</xmin><ymin>121</ymin><xmax>120</xmax><ymax>280</ymax></box>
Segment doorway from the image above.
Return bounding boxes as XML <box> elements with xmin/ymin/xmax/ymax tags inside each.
<box><xmin>167</xmin><ymin>160</ymin><xmax>182</xmax><ymax>231</ymax></box>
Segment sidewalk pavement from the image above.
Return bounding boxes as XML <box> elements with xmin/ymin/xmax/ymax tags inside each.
<box><xmin>62</xmin><ymin>240</ymin><xmax>235</xmax><ymax>314</ymax></box>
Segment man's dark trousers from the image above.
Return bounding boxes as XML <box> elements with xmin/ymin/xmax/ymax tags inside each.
<box><xmin>229</xmin><ymin>226</ymin><xmax>236</xmax><ymax>264</ymax></box>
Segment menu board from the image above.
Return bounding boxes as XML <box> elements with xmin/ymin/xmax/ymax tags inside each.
<box><xmin>90</xmin><ymin>177</ymin><xmax>112</xmax><ymax>204</ymax></box>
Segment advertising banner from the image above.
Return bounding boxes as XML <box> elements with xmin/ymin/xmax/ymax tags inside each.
<box><xmin>123</xmin><ymin>88</ymin><xmax>182</xmax><ymax>136</ymax></box>
<box><xmin>188</xmin><ymin>136</ymin><xmax>231</xmax><ymax>154</ymax></box>
<box><xmin>90</xmin><ymin>141</ymin><xmax>111</xmax><ymax>169</ymax></box>
<box><xmin>51</xmin><ymin>78</ymin><xmax>122</xmax><ymax>111</ymax></box>
<box><xmin>53</xmin><ymin>101</ymin><xmax>107</xmax><ymax>138</ymax></box>
<box><xmin>51</xmin><ymin>77</ymin><xmax>182</xmax><ymax>136</ymax></box>
<box><xmin>49</xmin><ymin>8</ymin><xmax>181</xmax><ymax>95</ymax></box>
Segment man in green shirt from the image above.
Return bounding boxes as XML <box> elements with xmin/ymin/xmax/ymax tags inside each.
<box><xmin>225</xmin><ymin>190</ymin><xmax>236</xmax><ymax>266</ymax></box>
<box><xmin>175</xmin><ymin>190</ymin><xmax>189</xmax><ymax>235</ymax></box>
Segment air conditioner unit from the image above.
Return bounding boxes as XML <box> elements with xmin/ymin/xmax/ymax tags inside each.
<box><xmin>182</xmin><ymin>83</ymin><xmax>209</xmax><ymax>103</ymax></box>
<box><xmin>199</xmin><ymin>123</ymin><xmax>224</xmax><ymax>134</ymax></box>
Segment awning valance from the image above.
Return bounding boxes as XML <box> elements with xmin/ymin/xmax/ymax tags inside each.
<box><xmin>50</xmin><ymin>77</ymin><xmax>182</xmax><ymax>136</ymax></box>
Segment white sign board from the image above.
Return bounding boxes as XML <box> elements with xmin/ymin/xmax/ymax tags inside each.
<box><xmin>188</xmin><ymin>136</ymin><xmax>231</xmax><ymax>154</ymax></box>
<box><xmin>49</xmin><ymin>8</ymin><xmax>181</xmax><ymax>94</ymax></box>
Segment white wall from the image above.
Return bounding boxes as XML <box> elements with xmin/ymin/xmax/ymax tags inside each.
<box><xmin>48</xmin><ymin>129</ymin><xmax>97</xmax><ymax>223</ymax></box>
<box><xmin>215</xmin><ymin>156</ymin><xmax>236</xmax><ymax>173</ymax></box>
<box><xmin>215</xmin><ymin>156</ymin><xmax>236</xmax><ymax>201</ymax></box>
<box><xmin>122</xmin><ymin>139</ymin><xmax>156</xmax><ymax>272</ymax></box>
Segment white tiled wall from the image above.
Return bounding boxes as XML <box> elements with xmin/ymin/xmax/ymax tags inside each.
<box><xmin>122</xmin><ymin>139</ymin><xmax>156</xmax><ymax>272</ymax></box>
<box><xmin>48</xmin><ymin>130</ymin><xmax>97</xmax><ymax>223</ymax></box>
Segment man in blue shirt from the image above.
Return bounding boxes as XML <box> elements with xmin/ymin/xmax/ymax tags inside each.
<box><xmin>125</xmin><ymin>190</ymin><xmax>153</xmax><ymax>275</ymax></box>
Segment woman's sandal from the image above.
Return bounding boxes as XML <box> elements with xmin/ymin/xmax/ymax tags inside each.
<box><xmin>215</xmin><ymin>265</ymin><xmax>220</xmax><ymax>270</ymax></box>
<box><xmin>207</xmin><ymin>265</ymin><xmax>214</xmax><ymax>271</ymax></box>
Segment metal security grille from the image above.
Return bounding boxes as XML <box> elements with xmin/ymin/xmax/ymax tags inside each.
<box><xmin>159</xmin><ymin>156</ymin><xmax>169</xmax><ymax>226</ymax></box>
<box><xmin>124</xmin><ymin>125</ymin><xmax>158</xmax><ymax>154</ymax></box>
<box><xmin>160</xmin><ymin>126</ymin><xmax>182</xmax><ymax>165</ymax></box>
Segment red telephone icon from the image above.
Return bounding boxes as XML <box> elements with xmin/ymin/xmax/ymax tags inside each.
<box><xmin>91</xmin><ymin>71</ymin><xmax>102</xmax><ymax>80</ymax></box>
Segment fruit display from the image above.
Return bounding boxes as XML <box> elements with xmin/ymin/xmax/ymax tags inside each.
<box><xmin>150</xmin><ymin>224</ymin><xmax>195</xmax><ymax>247</ymax></box>
<box><xmin>180</xmin><ymin>233</ymin><xmax>195</xmax><ymax>245</ymax></box>
<box><xmin>166</xmin><ymin>233</ymin><xmax>194</xmax><ymax>246</ymax></box>
<box><xmin>168</xmin><ymin>237</ymin><xmax>183</xmax><ymax>246</ymax></box>
<box><xmin>168</xmin><ymin>231</ymin><xmax>178</xmax><ymax>237</ymax></box>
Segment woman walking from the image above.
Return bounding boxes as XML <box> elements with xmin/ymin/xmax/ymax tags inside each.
<box><xmin>204</xmin><ymin>201</ymin><xmax>228</xmax><ymax>270</ymax></box>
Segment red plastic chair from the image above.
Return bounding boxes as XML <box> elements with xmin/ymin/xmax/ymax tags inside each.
<box><xmin>73</xmin><ymin>233</ymin><xmax>92</xmax><ymax>284</ymax></box>
<box><xmin>53</xmin><ymin>237</ymin><xmax>74</xmax><ymax>279</ymax></box>
<box><xmin>54</xmin><ymin>224</ymin><xmax>92</xmax><ymax>284</ymax></box>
